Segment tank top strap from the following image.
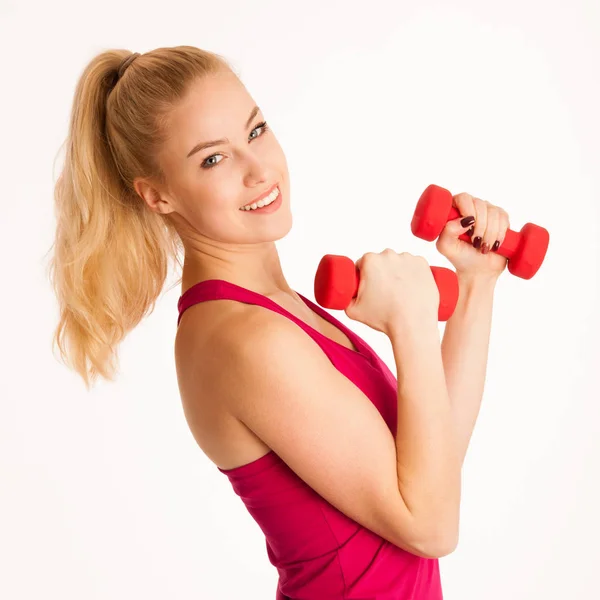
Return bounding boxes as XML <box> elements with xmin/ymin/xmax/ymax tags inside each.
<box><xmin>176</xmin><ymin>279</ymin><xmax>374</xmax><ymax>363</ymax></box>
<box><xmin>177</xmin><ymin>278</ymin><xmax>299</xmax><ymax>325</ymax></box>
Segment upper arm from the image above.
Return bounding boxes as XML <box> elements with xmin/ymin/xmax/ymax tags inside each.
<box><xmin>199</xmin><ymin>310</ymin><xmax>448</xmax><ymax>559</ymax></box>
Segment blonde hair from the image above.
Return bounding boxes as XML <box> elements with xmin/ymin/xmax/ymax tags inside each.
<box><xmin>47</xmin><ymin>45</ymin><xmax>232</xmax><ymax>390</ymax></box>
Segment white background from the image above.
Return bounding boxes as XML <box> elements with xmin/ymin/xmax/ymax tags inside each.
<box><xmin>1</xmin><ymin>0</ymin><xmax>599</xmax><ymax>598</ymax></box>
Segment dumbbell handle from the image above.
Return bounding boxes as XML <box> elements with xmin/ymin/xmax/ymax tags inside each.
<box><xmin>314</xmin><ymin>255</ymin><xmax>459</xmax><ymax>321</ymax></box>
<box><xmin>412</xmin><ymin>184</ymin><xmax>550</xmax><ymax>279</ymax></box>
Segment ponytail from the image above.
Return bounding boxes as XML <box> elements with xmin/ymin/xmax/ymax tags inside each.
<box><xmin>47</xmin><ymin>46</ymin><xmax>230</xmax><ymax>389</ymax></box>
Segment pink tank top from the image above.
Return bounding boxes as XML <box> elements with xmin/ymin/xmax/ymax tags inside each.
<box><xmin>177</xmin><ymin>279</ymin><xmax>443</xmax><ymax>600</ymax></box>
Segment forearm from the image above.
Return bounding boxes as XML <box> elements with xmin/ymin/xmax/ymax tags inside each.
<box><xmin>390</xmin><ymin>321</ymin><xmax>462</xmax><ymax>547</ymax></box>
<box><xmin>441</xmin><ymin>274</ymin><xmax>497</xmax><ymax>468</ymax></box>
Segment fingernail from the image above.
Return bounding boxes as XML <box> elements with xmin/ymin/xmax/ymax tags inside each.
<box><xmin>492</xmin><ymin>240</ymin><xmax>500</xmax><ymax>251</ymax></box>
<box><xmin>481</xmin><ymin>243</ymin><xmax>490</xmax><ymax>254</ymax></box>
<box><xmin>466</xmin><ymin>226</ymin><xmax>474</xmax><ymax>237</ymax></box>
<box><xmin>473</xmin><ymin>236</ymin><xmax>482</xmax><ymax>249</ymax></box>
<box><xmin>460</xmin><ymin>216</ymin><xmax>475</xmax><ymax>228</ymax></box>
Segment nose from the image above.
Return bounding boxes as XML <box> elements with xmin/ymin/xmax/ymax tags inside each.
<box><xmin>242</xmin><ymin>150</ymin><xmax>269</xmax><ymax>187</ymax></box>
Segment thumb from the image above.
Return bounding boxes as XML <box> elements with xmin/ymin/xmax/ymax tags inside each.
<box><xmin>440</xmin><ymin>215</ymin><xmax>475</xmax><ymax>240</ymax></box>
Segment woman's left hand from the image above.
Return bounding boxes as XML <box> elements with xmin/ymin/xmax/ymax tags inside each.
<box><xmin>435</xmin><ymin>192</ymin><xmax>510</xmax><ymax>280</ymax></box>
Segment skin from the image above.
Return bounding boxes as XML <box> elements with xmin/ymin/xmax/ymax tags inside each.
<box><xmin>135</xmin><ymin>68</ymin><xmax>513</xmax><ymax>473</ymax></box>
<box><xmin>134</xmin><ymin>68</ymin><xmax>301</xmax><ymax>308</ymax></box>
<box><xmin>435</xmin><ymin>194</ymin><xmax>511</xmax><ymax>468</ymax></box>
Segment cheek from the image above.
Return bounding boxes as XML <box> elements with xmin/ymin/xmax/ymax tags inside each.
<box><xmin>190</xmin><ymin>176</ymin><xmax>235</xmax><ymax>210</ymax></box>
<box><xmin>186</xmin><ymin>187</ymin><xmax>240</xmax><ymax>229</ymax></box>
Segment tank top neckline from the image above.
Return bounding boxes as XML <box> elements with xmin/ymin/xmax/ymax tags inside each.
<box><xmin>177</xmin><ymin>278</ymin><xmax>372</xmax><ymax>361</ymax></box>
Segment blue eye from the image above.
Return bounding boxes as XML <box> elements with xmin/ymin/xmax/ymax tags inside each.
<box><xmin>201</xmin><ymin>121</ymin><xmax>270</xmax><ymax>169</ymax></box>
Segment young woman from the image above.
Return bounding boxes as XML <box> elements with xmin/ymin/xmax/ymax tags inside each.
<box><xmin>49</xmin><ymin>45</ymin><xmax>509</xmax><ymax>599</ymax></box>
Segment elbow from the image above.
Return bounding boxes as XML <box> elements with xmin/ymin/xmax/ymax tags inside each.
<box><xmin>426</xmin><ymin>536</ymin><xmax>458</xmax><ymax>559</ymax></box>
<box><xmin>414</xmin><ymin>526</ymin><xmax>459</xmax><ymax>559</ymax></box>
<box><xmin>413</xmin><ymin>503</ymin><xmax>461</xmax><ymax>559</ymax></box>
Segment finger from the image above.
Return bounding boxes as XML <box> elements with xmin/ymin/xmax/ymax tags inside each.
<box><xmin>452</xmin><ymin>192</ymin><xmax>477</xmax><ymax>223</ymax></box>
<box><xmin>440</xmin><ymin>213</ymin><xmax>476</xmax><ymax>239</ymax></box>
<box><xmin>470</xmin><ymin>198</ymin><xmax>488</xmax><ymax>249</ymax></box>
<box><xmin>481</xmin><ymin>206</ymin><xmax>500</xmax><ymax>254</ymax></box>
<box><xmin>493</xmin><ymin>209</ymin><xmax>510</xmax><ymax>251</ymax></box>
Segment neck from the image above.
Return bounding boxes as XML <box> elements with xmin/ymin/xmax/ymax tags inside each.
<box><xmin>180</xmin><ymin>242</ymin><xmax>296</xmax><ymax>300</ymax></box>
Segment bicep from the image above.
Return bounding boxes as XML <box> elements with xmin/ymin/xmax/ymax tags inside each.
<box><xmin>204</xmin><ymin>313</ymin><xmax>436</xmax><ymax>558</ymax></box>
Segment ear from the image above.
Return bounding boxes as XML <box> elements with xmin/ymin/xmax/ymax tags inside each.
<box><xmin>134</xmin><ymin>178</ymin><xmax>176</xmax><ymax>215</ymax></box>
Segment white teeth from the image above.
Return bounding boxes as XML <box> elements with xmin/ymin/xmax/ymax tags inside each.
<box><xmin>240</xmin><ymin>187</ymin><xmax>279</xmax><ymax>211</ymax></box>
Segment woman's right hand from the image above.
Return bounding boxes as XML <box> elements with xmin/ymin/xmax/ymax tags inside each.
<box><xmin>344</xmin><ymin>249</ymin><xmax>440</xmax><ymax>337</ymax></box>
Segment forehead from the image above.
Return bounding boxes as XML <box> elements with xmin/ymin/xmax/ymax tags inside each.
<box><xmin>166</xmin><ymin>71</ymin><xmax>253</xmax><ymax>147</ymax></box>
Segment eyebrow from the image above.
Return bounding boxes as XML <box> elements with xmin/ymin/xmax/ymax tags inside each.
<box><xmin>186</xmin><ymin>106</ymin><xmax>261</xmax><ymax>159</ymax></box>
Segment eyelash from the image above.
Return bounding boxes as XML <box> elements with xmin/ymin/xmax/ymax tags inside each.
<box><xmin>201</xmin><ymin>121</ymin><xmax>270</xmax><ymax>169</ymax></box>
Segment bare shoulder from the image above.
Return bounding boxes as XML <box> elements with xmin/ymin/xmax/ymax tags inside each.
<box><xmin>175</xmin><ymin>298</ymin><xmax>285</xmax><ymax>384</ymax></box>
<box><xmin>175</xmin><ymin>302</ymin><xmax>303</xmax><ymax>417</ymax></box>
<box><xmin>174</xmin><ymin>300</ymin><xmax>288</xmax><ymax>467</ymax></box>
<box><xmin>175</xmin><ymin>301</ymin><xmax>448</xmax><ymax>558</ymax></box>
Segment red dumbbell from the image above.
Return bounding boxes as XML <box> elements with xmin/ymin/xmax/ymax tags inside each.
<box><xmin>411</xmin><ymin>184</ymin><xmax>550</xmax><ymax>279</ymax></box>
<box><xmin>314</xmin><ymin>254</ymin><xmax>459</xmax><ymax>321</ymax></box>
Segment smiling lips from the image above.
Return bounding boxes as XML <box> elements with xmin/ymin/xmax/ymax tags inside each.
<box><xmin>240</xmin><ymin>184</ymin><xmax>280</xmax><ymax>211</ymax></box>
